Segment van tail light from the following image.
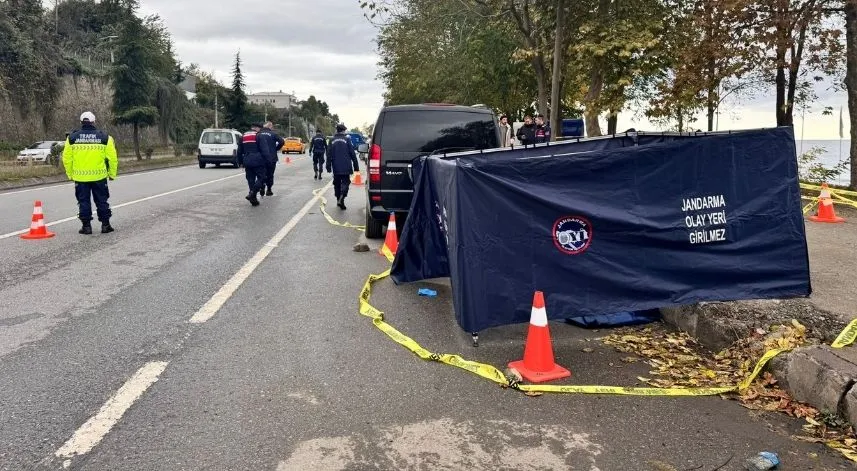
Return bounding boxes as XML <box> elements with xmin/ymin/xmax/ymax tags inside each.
<box><xmin>369</xmin><ymin>144</ymin><xmax>381</xmax><ymax>184</ymax></box>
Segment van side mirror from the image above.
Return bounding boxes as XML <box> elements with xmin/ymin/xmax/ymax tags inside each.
<box><xmin>357</xmin><ymin>143</ymin><xmax>369</xmax><ymax>153</ymax></box>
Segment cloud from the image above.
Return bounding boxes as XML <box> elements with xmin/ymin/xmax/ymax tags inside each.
<box><xmin>138</xmin><ymin>0</ymin><xmax>384</xmax><ymax>128</ymax></box>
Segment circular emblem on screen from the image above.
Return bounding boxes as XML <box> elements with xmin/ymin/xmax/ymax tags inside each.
<box><xmin>553</xmin><ymin>216</ymin><xmax>592</xmax><ymax>255</ymax></box>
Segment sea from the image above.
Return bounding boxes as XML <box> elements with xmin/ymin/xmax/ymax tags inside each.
<box><xmin>796</xmin><ymin>139</ymin><xmax>851</xmax><ymax>186</ymax></box>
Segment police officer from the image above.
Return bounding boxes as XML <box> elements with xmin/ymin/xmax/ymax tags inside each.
<box><xmin>534</xmin><ymin>115</ymin><xmax>551</xmax><ymax>143</ymax></box>
<box><xmin>309</xmin><ymin>129</ymin><xmax>327</xmax><ymax>180</ymax></box>
<box><xmin>326</xmin><ymin>124</ymin><xmax>360</xmax><ymax>210</ymax></box>
<box><xmin>258</xmin><ymin>121</ymin><xmax>284</xmax><ymax>196</ymax></box>
<box><xmin>62</xmin><ymin>111</ymin><xmax>118</xmax><ymax>234</ymax></box>
<box><xmin>241</xmin><ymin>123</ymin><xmax>268</xmax><ymax>206</ymax></box>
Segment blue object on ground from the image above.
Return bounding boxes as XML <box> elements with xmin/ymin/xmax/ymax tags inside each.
<box><xmin>565</xmin><ymin>309</ymin><xmax>662</xmax><ymax>328</ymax></box>
<box><xmin>744</xmin><ymin>451</ymin><xmax>779</xmax><ymax>470</ymax></box>
<box><xmin>418</xmin><ymin>288</ymin><xmax>437</xmax><ymax>297</ymax></box>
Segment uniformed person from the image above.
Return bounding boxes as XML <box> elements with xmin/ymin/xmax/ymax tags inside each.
<box><xmin>309</xmin><ymin>129</ymin><xmax>327</xmax><ymax>180</ymax></box>
<box><xmin>258</xmin><ymin>121</ymin><xmax>284</xmax><ymax>195</ymax></box>
<box><xmin>241</xmin><ymin>123</ymin><xmax>268</xmax><ymax>206</ymax></box>
<box><xmin>62</xmin><ymin>111</ymin><xmax>118</xmax><ymax>234</ymax></box>
<box><xmin>326</xmin><ymin>124</ymin><xmax>360</xmax><ymax>209</ymax></box>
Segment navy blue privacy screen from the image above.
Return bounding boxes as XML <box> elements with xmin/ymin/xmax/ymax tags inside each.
<box><xmin>391</xmin><ymin>128</ymin><xmax>811</xmax><ymax>333</ymax></box>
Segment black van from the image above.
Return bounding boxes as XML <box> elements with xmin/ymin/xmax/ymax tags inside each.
<box><xmin>359</xmin><ymin>104</ymin><xmax>501</xmax><ymax>238</ymax></box>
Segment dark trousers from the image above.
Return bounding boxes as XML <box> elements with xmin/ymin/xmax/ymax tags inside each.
<box><xmin>265</xmin><ymin>160</ymin><xmax>277</xmax><ymax>188</ymax></box>
<box><xmin>245</xmin><ymin>164</ymin><xmax>267</xmax><ymax>195</ymax></box>
<box><xmin>312</xmin><ymin>153</ymin><xmax>325</xmax><ymax>174</ymax></box>
<box><xmin>333</xmin><ymin>173</ymin><xmax>351</xmax><ymax>199</ymax></box>
<box><xmin>75</xmin><ymin>179</ymin><xmax>111</xmax><ymax>223</ymax></box>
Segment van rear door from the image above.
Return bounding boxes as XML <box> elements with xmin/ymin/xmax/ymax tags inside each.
<box><xmin>375</xmin><ymin>110</ymin><xmax>499</xmax><ymax>211</ymax></box>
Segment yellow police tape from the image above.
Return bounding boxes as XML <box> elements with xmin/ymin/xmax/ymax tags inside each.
<box><xmin>800</xmin><ymin>182</ymin><xmax>857</xmax><ymax>209</ymax></box>
<box><xmin>319</xmin><ymin>185</ymin><xmax>857</xmax><ymax>397</ymax></box>
<box><xmin>312</xmin><ymin>187</ymin><xmax>365</xmax><ymax>232</ymax></box>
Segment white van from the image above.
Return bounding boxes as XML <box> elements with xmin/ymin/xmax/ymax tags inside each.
<box><xmin>198</xmin><ymin>128</ymin><xmax>243</xmax><ymax>168</ymax></box>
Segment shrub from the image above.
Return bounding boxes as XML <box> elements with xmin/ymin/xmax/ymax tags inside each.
<box><xmin>144</xmin><ymin>148</ymin><xmax>154</xmax><ymax>159</ymax></box>
<box><xmin>183</xmin><ymin>144</ymin><xmax>197</xmax><ymax>156</ymax></box>
<box><xmin>799</xmin><ymin>146</ymin><xmax>848</xmax><ymax>184</ymax></box>
<box><xmin>173</xmin><ymin>146</ymin><xmax>182</xmax><ymax>157</ymax></box>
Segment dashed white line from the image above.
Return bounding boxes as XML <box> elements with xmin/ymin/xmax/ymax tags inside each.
<box><xmin>0</xmin><ymin>173</ymin><xmax>243</xmax><ymax>240</ymax></box>
<box><xmin>189</xmin><ymin>181</ymin><xmax>332</xmax><ymax>324</ymax></box>
<box><xmin>54</xmin><ymin>361</ymin><xmax>169</xmax><ymax>459</ymax></box>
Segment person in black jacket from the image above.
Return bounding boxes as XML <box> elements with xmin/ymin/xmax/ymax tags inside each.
<box><xmin>326</xmin><ymin>124</ymin><xmax>360</xmax><ymax>209</ymax></box>
<box><xmin>241</xmin><ymin>123</ymin><xmax>267</xmax><ymax>206</ymax></box>
<box><xmin>516</xmin><ymin>115</ymin><xmax>536</xmax><ymax>146</ymax></box>
<box><xmin>309</xmin><ymin>129</ymin><xmax>327</xmax><ymax>180</ymax></box>
<box><xmin>258</xmin><ymin>121</ymin><xmax>285</xmax><ymax>196</ymax></box>
<box><xmin>534</xmin><ymin>115</ymin><xmax>551</xmax><ymax>143</ymax></box>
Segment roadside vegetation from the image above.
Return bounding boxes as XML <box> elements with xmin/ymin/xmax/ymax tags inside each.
<box><xmin>362</xmin><ymin>0</ymin><xmax>856</xmax><ymax>189</ymax></box>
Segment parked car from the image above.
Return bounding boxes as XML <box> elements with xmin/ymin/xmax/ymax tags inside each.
<box><xmin>360</xmin><ymin>103</ymin><xmax>501</xmax><ymax>239</ymax></box>
<box><xmin>198</xmin><ymin>128</ymin><xmax>243</xmax><ymax>168</ymax></box>
<box><xmin>281</xmin><ymin>137</ymin><xmax>306</xmax><ymax>154</ymax></box>
<box><xmin>16</xmin><ymin>141</ymin><xmax>64</xmax><ymax>165</ymax></box>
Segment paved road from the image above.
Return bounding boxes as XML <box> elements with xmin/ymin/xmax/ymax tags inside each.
<box><xmin>0</xmin><ymin>154</ymin><xmax>851</xmax><ymax>470</ymax></box>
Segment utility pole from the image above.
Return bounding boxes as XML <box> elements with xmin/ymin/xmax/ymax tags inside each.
<box><xmin>214</xmin><ymin>92</ymin><xmax>219</xmax><ymax>128</ymax></box>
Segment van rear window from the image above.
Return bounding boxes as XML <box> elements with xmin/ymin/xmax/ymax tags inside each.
<box><xmin>201</xmin><ymin>132</ymin><xmax>234</xmax><ymax>144</ymax></box>
<box><xmin>378</xmin><ymin>111</ymin><xmax>498</xmax><ymax>153</ymax></box>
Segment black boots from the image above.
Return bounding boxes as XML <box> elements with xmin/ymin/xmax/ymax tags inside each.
<box><xmin>79</xmin><ymin>221</ymin><xmax>113</xmax><ymax>234</ymax></box>
<box><xmin>337</xmin><ymin>196</ymin><xmax>346</xmax><ymax>210</ymax></box>
<box><xmin>246</xmin><ymin>193</ymin><xmax>260</xmax><ymax>206</ymax></box>
<box><xmin>266</xmin><ymin>188</ymin><xmax>274</xmax><ymax>196</ymax></box>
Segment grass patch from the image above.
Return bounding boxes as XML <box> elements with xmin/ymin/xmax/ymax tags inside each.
<box><xmin>0</xmin><ymin>156</ymin><xmax>197</xmax><ymax>183</ymax></box>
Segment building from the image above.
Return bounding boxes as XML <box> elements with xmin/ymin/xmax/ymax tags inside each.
<box><xmin>248</xmin><ymin>90</ymin><xmax>296</xmax><ymax>109</ymax></box>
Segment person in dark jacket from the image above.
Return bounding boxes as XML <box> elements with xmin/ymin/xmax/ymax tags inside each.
<box><xmin>241</xmin><ymin>123</ymin><xmax>267</xmax><ymax>206</ymax></box>
<box><xmin>515</xmin><ymin>115</ymin><xmax>536</xmax><ymax>146</ymax></box>
<box><xmin>326</xmin><ymin>124</ymin><xmax>360</xmax><ymax>209</ymax></box>
<box><xmin>257</xmin><ymin>121</ymin><xmax>284</xmax><ymax>196</ymax></box>
<box><xmin>534</xmin><ymin>115</ymin><xmax>551</xmax><ymax>143</ymax></box>
<box><xmin>309</xmin><ymin>129</ymin><xmax>327</xmax><ymax>180</ymax></box>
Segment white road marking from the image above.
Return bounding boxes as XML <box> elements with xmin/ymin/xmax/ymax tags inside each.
<box><xmin>0</xmin><ymin>173</ymin><xmax>243</xmax><ymax>240</ymax></box>
<box><xmin>54</xmin><ymin>361</ymin><xmax>169</xmax><ymax>459</ymax></box>
<box><xmin>189</xmin><ymin>181</ymin><xmax>332</xmax><ymax>324</ymax></box>
<box><xmin>0</xmin><ymin>164</ymin><xmax>199</xmax><ymax>197</ymax></box>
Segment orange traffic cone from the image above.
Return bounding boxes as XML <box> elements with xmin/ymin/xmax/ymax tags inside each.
<box><xmin>508</xmin><ymin>291</ymin><xmax>571</xmax><ymax>383</ymax></box>
<box><xmin>352</xmin><ymin>171</ymin><xmax>364</xmax><ymax>186</ymax></box>
<box><xmin>20</xmin><ymin>200</ymin><xmax>56</xmax><ymax>240</ymax></box>
<box><xmin>809</xmin><ymin>183</ymin><xmax>845</xmax><ymax>223</ymax></box>
<box><xmin>379</xmin><ymin>212</ymin><xmax>398</xmax><ymax>260</ymax></box>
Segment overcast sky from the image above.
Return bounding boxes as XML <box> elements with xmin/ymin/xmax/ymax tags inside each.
<box><xmin>137</xmin><ymin>0</ymin><xmax>848</xmax><ymax>140</ymax></box>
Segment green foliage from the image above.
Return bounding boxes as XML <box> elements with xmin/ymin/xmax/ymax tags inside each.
<box><xmin>0</xmin><ymin>0</ymin><xmax>69</xmax><ymax>118</ymax></box>
<box><xmin>799</xmin><ymin>146</ymin><xmax>849</xmax><ymax>184</ymax></box>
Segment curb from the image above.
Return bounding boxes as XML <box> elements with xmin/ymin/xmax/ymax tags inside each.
<box><xmin>0</xmin><ymin>159</ymin><xmax>197</xmax><ymax>192</ymax></box>
<box><xmin>661</xmin><ymin>300</ymin><xmax>857</xmax><ymax>426</ymax></box>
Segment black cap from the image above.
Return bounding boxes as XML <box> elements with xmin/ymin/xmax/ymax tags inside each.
<box><xmin>336</xmin><ymin>124</ymin><xmax>347</xmax><ymax>132</ymax></box>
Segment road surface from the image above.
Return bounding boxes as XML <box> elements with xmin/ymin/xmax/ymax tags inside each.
<box><xmin>0</xmin><ymin>156</ymin><xmax>850</xmax><ymax>470</ymax></box>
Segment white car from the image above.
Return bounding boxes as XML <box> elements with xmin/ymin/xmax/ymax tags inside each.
<box><xmin>17</xmin><ymin>141</ymin><xmax>64</xmax><ymax>165</ymax></box>
<box><xmin>197</xmin><ymin>129</ymin><xmax>243</xmax><ymax>168</ymax></box>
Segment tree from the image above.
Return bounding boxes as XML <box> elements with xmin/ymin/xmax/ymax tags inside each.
<box><xmin>846</xmin><ymin>0</ymin><xmax>856</xmax><ymax>189</ymax></box>
<box><xmin>750</xmin><ymin>0</ymin><xmax>844</xmax><ymax>126</ymax></box>
<box><xmin>111</xmin><ymin>14</ymin><xmax>159</xmax><ymax>159</ymax></box>
<box><xmin>224</xmin><ymin>51</ymin><xmax>249</xmax><ymax>130</ymax></box>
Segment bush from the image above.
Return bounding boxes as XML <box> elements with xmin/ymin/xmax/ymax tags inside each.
<box><xmin>173</xmin><ymin>146</ymin><xmax>182</xmax><ymax>157</ymax></box>
<box><xmin>799</xmin><ymin>146</ymin><xmax>848</xmax><ymax>184</ymax></box>
<box><xmin>183</xmin><ymin>143</ymin><xmax>197</xmax><ymax>156</ymax></box>
<box><xmin>144</xmin><ymin>148</ymin><xmax>154</xmax><ymax>160</ymax></box>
